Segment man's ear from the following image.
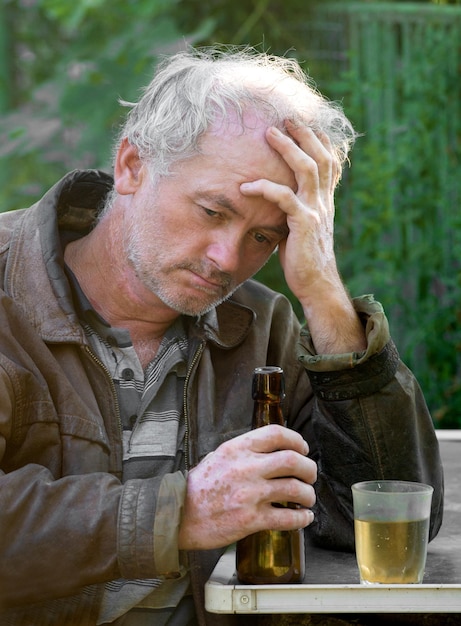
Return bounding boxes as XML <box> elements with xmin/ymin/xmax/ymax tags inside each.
<box><xmin>114</xmin><ymin>138</ymin><xmax>144</xmax><ymax>194</ymax></box>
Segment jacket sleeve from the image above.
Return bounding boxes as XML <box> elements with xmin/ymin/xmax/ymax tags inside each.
<box><xmin>292</xmin><ymin>295</ymin><xmax>444</xmax><ymax>551</ymax></box>
<box><xmin>118</xmin><ymin>471</ymin><xmax>188</xmax><ymax>579</ymax></box>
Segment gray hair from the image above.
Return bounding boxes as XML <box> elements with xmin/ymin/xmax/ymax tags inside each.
<box><xmin>117</xmin><ymin>46</ymin><xmax>357</xmax><ymax>180</ymax></box>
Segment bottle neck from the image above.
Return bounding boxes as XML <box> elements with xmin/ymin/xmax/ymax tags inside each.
<box><xmin>252</xmin><ymin>401</ymin><xmax>284</xmax><ymax>428</ymax></box>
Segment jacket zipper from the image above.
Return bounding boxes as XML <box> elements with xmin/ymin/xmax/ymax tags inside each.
<box><xmin>83</xmin><ymin>345</ymin><xmax>123</xmax><ymax>438</ymax></box>
<box><xmin>183</xmin><ymin>340</ymin><xmax>205</xmax><ymax>471</ymax></box>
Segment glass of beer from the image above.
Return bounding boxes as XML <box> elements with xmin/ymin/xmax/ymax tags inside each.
<box><xmin>352</xmin><ymin>480</ymin><xmax>433</xmax><ymax>585</ymax></box>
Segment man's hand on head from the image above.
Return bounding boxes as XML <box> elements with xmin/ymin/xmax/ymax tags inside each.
<box><xmin>240</xmin><ymin>122</ymin><xmax>367</xmax><ymax>355</ymax></box>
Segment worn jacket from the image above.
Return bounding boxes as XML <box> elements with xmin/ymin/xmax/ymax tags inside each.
<box><xmin>0</xmin><ymin>170</ymin><xmax>443</xmax><ymax>625</ymax></box>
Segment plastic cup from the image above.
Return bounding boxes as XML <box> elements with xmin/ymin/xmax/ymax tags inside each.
<box><xmin>351</xmin><ymin>480</ymin><xmax>433</xmax><ymax>585</ymax></box>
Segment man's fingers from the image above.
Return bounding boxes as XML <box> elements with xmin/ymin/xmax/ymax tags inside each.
<box><xmin>262</xmin><ymin>476</ymin><xmax>317</xmax><ymax>509</ymax></box>
<box><xmin>260</xmin><ymin>448</ymin><xmax>317</xmax><ymax>484</ymax></box>
<box><xmin>260</xmin><ymin>503</ymin><xmax>315</xmax><ymax>532</ymax></box>
<box><xmin>266</xmin><ymin>125</ymin><xmax>320</xmax><ymax>191</ymax></box>
<box><xmin>245</xmin><ymin>423</ymin><xmax>309</xmax><ymax>456</ymax></box>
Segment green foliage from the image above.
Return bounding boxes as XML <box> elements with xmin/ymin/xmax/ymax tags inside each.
<box><xmin>175</xmin><ymin>0</ymin><xmax>315</xmax><ymax>52</ymax></box>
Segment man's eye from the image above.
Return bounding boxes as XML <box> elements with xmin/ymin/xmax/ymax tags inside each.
<box><xmin>203</xmin><ymin>207</ymin><xmax>219</xmax><ymax>218</ymax></box>
<box><xmin>254</xmin><ymin>232</ymin><xmax>269</xmax><ymax>244</ymax></box>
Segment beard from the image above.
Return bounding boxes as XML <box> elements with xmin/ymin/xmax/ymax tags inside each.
<box><xmin>124</xmin><ymin>224</ymin><xmax>240</xmax><ymax>316</ymax></box>
<box><xmin>135</xmin><ymin>257</ymin><xmax>239</xmax><ymax>316</ymax></box>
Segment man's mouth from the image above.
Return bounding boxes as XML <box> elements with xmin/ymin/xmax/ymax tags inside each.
<box><xmin>190</xmin><ymin>270</ymin><xmax>230</xmax><ymax>291</ymax></box>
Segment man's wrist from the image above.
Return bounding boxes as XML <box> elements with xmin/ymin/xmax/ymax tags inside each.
<box><xmin>298</xmin><ymin>294</ymin><xmax>391</xmax><ymax>371</ymax></box>
<box><xmin>301</xmin><ymin>292</ymin><xmax>367</xmax><ymax>355</ymax></box>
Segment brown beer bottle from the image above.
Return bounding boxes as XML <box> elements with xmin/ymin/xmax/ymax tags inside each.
<box><xmin>236</xmin><ymin>366</ymin><xmax>305</xmax><ymax>584</ymax></box>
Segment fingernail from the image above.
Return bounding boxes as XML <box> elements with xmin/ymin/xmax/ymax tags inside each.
<box><xmin>268</xmin><ymin>126</ymin><xmax>282</xmax><ymax>137</ymax></box>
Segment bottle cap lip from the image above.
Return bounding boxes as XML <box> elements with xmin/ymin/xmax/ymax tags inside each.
<box><xmin>254</xmin><ymin>366</ymin><xmax>283</xmax><ymax>374</ymax></box>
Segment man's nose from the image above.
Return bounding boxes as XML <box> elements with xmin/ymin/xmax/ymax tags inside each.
<box><xmin>206</xmin><ymin>235</ymin><xmax>242</xmax><ymax>274</ymax></box>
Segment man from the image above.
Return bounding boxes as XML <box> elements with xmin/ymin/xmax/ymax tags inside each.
<box><xmin>0</xmin><ymin>47</ymin><xmax>443</xmax><ymax>625</ymax></box>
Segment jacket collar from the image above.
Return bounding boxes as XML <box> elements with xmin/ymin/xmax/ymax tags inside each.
<box><xmin>191</xmin><ymin>299</ymin><xmax>255</xmax><ymax>349</ymax></box>
<box><xmin>5</xmin><ymin>170</ymin><xmax>112</xmax><ymax>344</ymax></box>
<box><xmin>5</xmin><ymin>170</ymin><xmax>255</xmax><ymax>349</ymax></box>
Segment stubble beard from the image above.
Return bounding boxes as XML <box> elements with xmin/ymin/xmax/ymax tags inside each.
<box><xmin>125</xmin><ymin>232</ymin><xmax>239</xmax><ymax>317</ymax></box>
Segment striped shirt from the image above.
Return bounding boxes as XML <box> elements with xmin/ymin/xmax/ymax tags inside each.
<box><xmin>65</xmin><ymin>267</ymin><xmax>195</xmax><ymax>625</ymax></box>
